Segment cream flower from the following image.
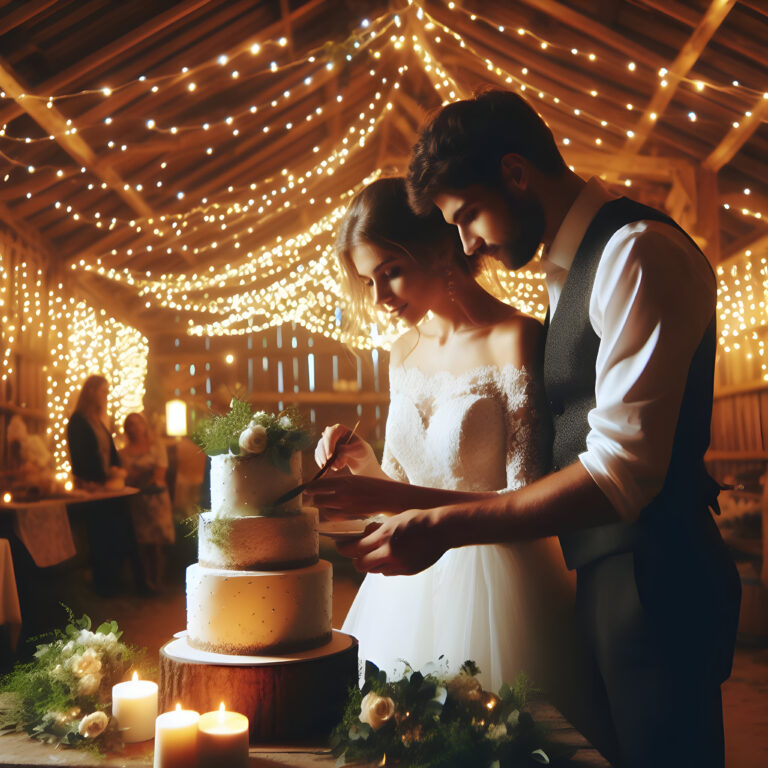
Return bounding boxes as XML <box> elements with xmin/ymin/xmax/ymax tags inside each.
<box><xmin>238</xmin><ymin>423</ymin><xmax>268</xmax><ymax>454</ymax></box>
<box><xmin>77</xmin><ymin>673</ymin><xmax>102</xmax><ymax>696</ymax></box>
<box><xmin>278</xmin><ymin>415</ymin><xmax>292</xmax><ymax>429</ymax></box>
<box><xmin>359</xmin><ymin>692</ymin><xmax>395</xmax><ymax>731</ymax></box>
<box><xmin>78</xmin><ymin>711</ymin><xmax>109</xmax><ymax>739</ymax></box>
<box><xmin>72</xmin><ymin>648</ymin><xmax>102</xmax><ymax>678</ymax></box>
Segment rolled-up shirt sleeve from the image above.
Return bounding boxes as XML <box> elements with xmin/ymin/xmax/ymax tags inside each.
<box><xmin>578</xmin><ymin>221</ymin><xmax>716</xmax><ymax>521</ymax></box>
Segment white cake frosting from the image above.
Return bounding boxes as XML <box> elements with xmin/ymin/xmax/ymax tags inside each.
<box><xmin>210</xmin><ymin>451</ymin><xmax>302</xmax><ymax>516</ymax></box>
<box><xmin>186</xmin><ymin>560</ymin><xmax>332</xmax><ymax>654</ymax></box>
<box><xmin>198</xmin><ymin>509</ymin><xmax>319</xmax><ymax>569</ymax></box>
<box><xmin>187</xmin><ymin>444</ymin><xmax>333</xmax><ymax>656</ymax></box>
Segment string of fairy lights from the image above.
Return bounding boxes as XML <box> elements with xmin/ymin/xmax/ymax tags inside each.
<box><xmin>0</xmin><ymin>0</ymin><xmax>766</xmax><ymax>473</ymax></box>
<box><xmin>0</xmin><ymin>240</ymin><xmax>147</xmax><ymax>477</ymax></box>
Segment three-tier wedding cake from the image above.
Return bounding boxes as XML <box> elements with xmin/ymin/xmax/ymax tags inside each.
<box><xmin>158</xmin><ymin>402</ymin><xmax>357</xmax><ymax>742</ymax></box>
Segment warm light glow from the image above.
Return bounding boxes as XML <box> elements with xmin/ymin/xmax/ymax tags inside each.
<box><xmin>132</xmin><ymin>671</ymin><xmax>139</xmax><ymax>682</ymax></box>
<box><xmin>2</xmin><ymin>493</ymin><xmax>11</xmax><ymax>503</ymax></box>
<box><xmin>165</xmin><ymin>399</ymin><xmax>188</xmax><ymax>437</ymax></box>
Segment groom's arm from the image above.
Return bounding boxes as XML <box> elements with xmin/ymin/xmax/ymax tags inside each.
<box><xmin>339</xmin><ymin>462</ymin><xmax>620</xmax><ymax>575</ymax></box>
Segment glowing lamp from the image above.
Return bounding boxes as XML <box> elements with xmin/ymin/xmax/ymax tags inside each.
<box><xmin>166</xmin><ymin>399</ymin><xmax>187</xmax><ymax>437</ymax></box>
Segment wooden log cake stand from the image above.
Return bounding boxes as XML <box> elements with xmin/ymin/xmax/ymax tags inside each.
<box><xmin>159</xmin><ymin>631</ymin><xmax>358</xmax><ymax>742</ymax></box>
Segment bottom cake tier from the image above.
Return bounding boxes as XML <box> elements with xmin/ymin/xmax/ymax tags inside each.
<box><xmin>186</xmin><ymin>559</ymin><xmax>332</xmax><ymax>654</ymax></box>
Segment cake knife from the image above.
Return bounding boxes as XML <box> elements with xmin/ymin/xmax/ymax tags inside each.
<box><xmin>270</xmin><ymin>420</ymin><xmax>359</xmax><ymax>506</ymax></box>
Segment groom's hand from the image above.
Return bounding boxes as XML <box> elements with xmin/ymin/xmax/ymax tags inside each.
<box><xmin>336</xmin><ymin>507</ymin><xmax>450</xmax><ymax>575</ymax></box>
<box><xmin>304</xmin><ymin>475</ymin><xmax>407</xmax><ymax>519</ymax></box>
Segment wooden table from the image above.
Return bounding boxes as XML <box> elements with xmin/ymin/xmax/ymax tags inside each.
<box><xmin>0</xmin><ymin>701</ymin><xmax>611</xmax><ymax>766</ymax></box>
<box><xmin>0</xmin><ymin>486</ymin><xmax>139</xmax><ymax>512</ymax></box>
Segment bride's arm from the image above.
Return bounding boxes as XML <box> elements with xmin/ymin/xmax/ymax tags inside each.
<box><xmin>304</xmin><ymin>474</ymin><xmax>495</xmax><ymax>519</ymax></box>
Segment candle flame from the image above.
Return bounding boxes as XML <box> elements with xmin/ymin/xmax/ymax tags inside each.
<box><xmin>175</xmin><ymin>703</ymin><xmax>182</xmax><ymax>711</ymax></box>
<box><xmin>132</xmin><ymin>671</ymin><xmax>139</xmax><ymax>682</ymax></box>
<box><xmin>2</xmin><ymin>492</ymin><xmax>11</xmax><ymax>503</ymax></box>
<box><xmin>219</xmin><ymin>702</ymin><xmax>226</xmax><ymax>712</ymax></box>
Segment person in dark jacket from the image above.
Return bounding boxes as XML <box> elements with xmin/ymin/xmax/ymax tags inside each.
<box><xmin>67</xmin><ymin>375</ymin><xmax>143</xmax><ymax>596</ymax></box>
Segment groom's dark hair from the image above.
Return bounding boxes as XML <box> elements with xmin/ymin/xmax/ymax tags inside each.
<box><xmin>407</xmin><ymin>89</ymin><xmax>567</xmax><ymax>215</ymax></box>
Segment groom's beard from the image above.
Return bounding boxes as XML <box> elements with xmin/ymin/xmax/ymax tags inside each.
<box><xmin>493</xmin><ymin>192</ymin><xmax>546</xmax><ymax>271</ymax></box>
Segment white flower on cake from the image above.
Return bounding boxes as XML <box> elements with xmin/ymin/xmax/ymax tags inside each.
<box><xmin>238</xmin><ymin>423</ymin><xmax>268</xmax><ymax>454</ymax></box>
<box><xmin>78</xmin><ymin>711</ymin><xmax>109</xmax><ymax>739</ymax></box>
<box><xmin>359</xmin><ymin>691</ymin><xmax>395</xmax><ymax>731</ymax></box>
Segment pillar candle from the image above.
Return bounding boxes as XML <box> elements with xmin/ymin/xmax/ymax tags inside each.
<box><xmin>112</xmin><ymin>672</ymin><xmax>158</xmax><ymax>743</ymax></box>
<box><xmin>153</xmin><ymin>705</ymin><xmax>200</xmax><ymax>768</ymax></box>
<box><xmin>198</xmin><ymin>704</ymin><xmax>249</xmax><ymax>768</ymax></box>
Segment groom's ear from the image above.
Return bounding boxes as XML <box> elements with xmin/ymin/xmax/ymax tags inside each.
<box><xmin>500</xmin><ymin>154</ymin><xmax>528</xmax><ymax>191</ymax></box>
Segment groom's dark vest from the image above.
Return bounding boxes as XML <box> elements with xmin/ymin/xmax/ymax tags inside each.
<box><xmin>543</xmin><ymin>197</ymin><xmax>719</xmax><ymax>570</ymax></box>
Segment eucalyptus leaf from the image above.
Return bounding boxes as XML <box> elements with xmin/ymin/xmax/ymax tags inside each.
<box><xmin>530</xmin><ymin>748</ymin><xmax>551</xmax><ymax>764</ymax></box>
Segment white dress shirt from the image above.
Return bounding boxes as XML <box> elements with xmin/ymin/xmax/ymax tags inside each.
<box><xmin>540</xmin><ymin>178</ymin><xmax>716</xmax><ymax>522</ymax></box>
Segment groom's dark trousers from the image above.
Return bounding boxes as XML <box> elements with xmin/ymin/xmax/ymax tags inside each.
<box><xmin>543</xmin><ymin>198</ymin><xmax>741</xmax><ymax>768</ymax></box>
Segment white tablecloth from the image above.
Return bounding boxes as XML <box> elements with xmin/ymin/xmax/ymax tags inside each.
<box><xmin>0</xmin><ymin>537</ymin><xmax>22</xmax><ymax>650</ymax></box>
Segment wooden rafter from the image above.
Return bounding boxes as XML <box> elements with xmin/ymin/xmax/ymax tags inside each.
<box><xmin>703</xmin><ymin>95</ymin><xmax>768</xmax><ymax>172</ymax></box>
<box><xmin>622</xmin><ymin>0</ymin><xmax>736</xmax><ymax>154</ymax></box>
<box><xmin>0</xmin><ymin>57</ymin><xmax>154</xmax><ymax>218</ymax></box>
<box><xmin>0</xmin><ymin>0</ymin><xmax>212</xmax><ymax>128</ymax></box>
<box><xmin>0</xmin><ymin>0</ymin><xmax>60</xmax><ymax>36</ymax></box>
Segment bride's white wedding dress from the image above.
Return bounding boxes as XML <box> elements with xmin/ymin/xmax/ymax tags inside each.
<box><xmin>342</xmin><ymin>363</ymin><xmax>576</xmax><ymax>694</ymax></box>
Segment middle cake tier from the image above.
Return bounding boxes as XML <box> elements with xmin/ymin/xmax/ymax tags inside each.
<box><xmin>186</xmin><ymin>560</ymin><xmax>332</xmax><ymax>655</ymax></box>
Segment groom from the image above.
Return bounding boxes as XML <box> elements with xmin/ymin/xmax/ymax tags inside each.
<box><xmin>317</xmin><ymin>90</ymin><xmax>741</xmax><ymax>767</ymax></box>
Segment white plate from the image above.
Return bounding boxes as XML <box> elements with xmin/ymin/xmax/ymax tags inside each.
<box><xmin>317</xmin><ymin>517</ymin><xmax>383</xmax><ymax>541</ymax></box>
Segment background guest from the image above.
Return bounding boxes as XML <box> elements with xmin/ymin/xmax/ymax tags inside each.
<box><xmin>120</xmin><ymin>412</ymin><xmax>175</xmax><ymax>592</ymax></box>
<box><xmin>66</xmin><ymin>375</ymin><xmax>143</xmax><ymax>596</ymax></box>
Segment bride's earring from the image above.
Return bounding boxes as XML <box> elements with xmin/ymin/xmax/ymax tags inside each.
<box><xmin>446</xmin><ymin>268</ymin><xmax>456</xmax><ymax>303</ymax></box>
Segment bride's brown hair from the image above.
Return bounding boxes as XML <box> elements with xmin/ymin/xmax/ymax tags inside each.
<box><xmin>335</xmin><ymin>176</ymin><xmax>470</xmax><ymax>340</ymax></box>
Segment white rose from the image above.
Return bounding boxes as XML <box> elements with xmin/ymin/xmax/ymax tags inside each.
<box><xmin>72</xmin><ymin>648</ymin><xmax>102</xmax><ymax>678</ymax></box>
<box><xmin>61</xmin><ymin>641</ymin><xmax>74</xmax><ymax>657</ymax></box>
<box><xmin>279</xmin><ymin>415</ymin><xmax>292</xmax><ymax>429</ymax></box>
<box><xmin>488</xmin><ymin>723</ymin><xmax>508</xmax><ymax>740</ymax></box>
<box><xmin>77</xmin><ymin>673</ymin><xmax>102</xmax><ymax>696</ymax></box>
<box><xmin>238</xmin><ymin>424</ymin><xmax>268</xmax><ymax>454</ymax></box>
<box><xmin>359</xmin><ymin>692</ymin><xmax>395</xmax><ymax>731</ymax></box>
<box><xmin>78</xmin><ymin>711</ymin><xmax>109</xmax><ymax>739</ymax></box>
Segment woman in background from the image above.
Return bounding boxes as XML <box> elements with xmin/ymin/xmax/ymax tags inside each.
<box><xmin>121</xmin><ymin>413</ymin><xmax>175</xmax><ymax>592</ymax></box>
<box><xmin>66</xmin><ymin>375</ymin><xmax>143</xmax><ymax>596</ymax></box>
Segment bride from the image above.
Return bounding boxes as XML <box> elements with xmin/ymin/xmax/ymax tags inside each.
<box><xmin>309</xmin><ymin>177</ymin><xmax>576</xmax><ymax>698</ymax></box>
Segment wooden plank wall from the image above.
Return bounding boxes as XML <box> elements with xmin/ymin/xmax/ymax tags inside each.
<box><xmin>0</xmin><ymin>226</ymin><xmax>49</xmax><ymax>469</ymax></box>
<box><xmin>146</xmin><ymin>323</ymin><xmax>390</xmax><ymax>473</ymax></box>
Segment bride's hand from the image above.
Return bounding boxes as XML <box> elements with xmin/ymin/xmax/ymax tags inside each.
<box><xmin>336</xmin><ymin>507</ymin><xmax>449</xmax><ymax>576</ymax></box>
<box><xmin>314</xmin><ymin>424</ymin><xmax>381</xmax><ymax>476</ymax></box>
<box><xmin>304</xmin><ymin>475</ymin><xmax>412</xmax><ymax>519</ymax></box>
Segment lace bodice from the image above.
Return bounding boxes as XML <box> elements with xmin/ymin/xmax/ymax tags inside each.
<box><xmin>382</xmin><ymin>364</ymin><xmax>551</xmax><ymax>493</ymax></box>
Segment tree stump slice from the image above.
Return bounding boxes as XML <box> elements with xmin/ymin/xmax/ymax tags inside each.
<box><xmin>159</xmin><ymin>631</ymin><xmax>358</xmax><ymax>742</ymax></box>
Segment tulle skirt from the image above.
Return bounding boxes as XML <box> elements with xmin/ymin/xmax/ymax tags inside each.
<box><xmin>342</xmin><ymin>537</ymin><xmax>577</xmax><ymax>695</ymax></box>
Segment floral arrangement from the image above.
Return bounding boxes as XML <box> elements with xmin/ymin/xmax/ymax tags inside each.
<box><xmin>0</xmin><ymin>610</ymin><xmax>147</xmax><ymax>751</ymax></box>
<box><xmin>192</xmin><ymin>398</ymin><xmax>312</xmax><ymax>472</ymax></box>
<box><xmin>331</xmin><ymin>661</ymin><xmax>552</xmax><ymax>768</ymax></box>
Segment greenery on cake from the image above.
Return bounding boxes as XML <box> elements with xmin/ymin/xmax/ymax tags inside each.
<box><xmin>0</xmin><ymin>608</ymin><xmax>148</xmax><ymax>752</ymax></box>
<box><xmin>192</xmin><ymin>399</ymin><xmax>312</xmax><ymax>472</ymax></box>
<box><xmin>331</xmin><ymin>660</ymin><xmax>553</xmax><ymax>768</ymax></box>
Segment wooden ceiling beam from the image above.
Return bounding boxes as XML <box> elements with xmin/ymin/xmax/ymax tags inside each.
<box><xmin>0</xmin><ymin>0</ymin><xmax>60</xmax><ymax>36</ymax></box>
<box><xmin>639</xmin><ymin>0</ymin><xmax>768</xmax><ymax>68</ymax></box>
<box><xmin>0</xmin><ymin>57</ymin><xmax>155</xmax><ymax>218</ymax></box>
<box><xmin>722</xmin><ymin>227</ymin><xmax>768</xmax><ymax>261</ymax></box>
<box><xmin>622</xmin><ymin>0</ymin><xmax>736</xmax><ymax>155</ymax></box>
<box><xmin>0</xmin><ymin>0</ymin><xmax>212</xmax><ymax>127</ymax></box>
<box><xmin>703</xmin><ymin>95</ymin><xmax>768</xmax><ymax>172</ymax></box>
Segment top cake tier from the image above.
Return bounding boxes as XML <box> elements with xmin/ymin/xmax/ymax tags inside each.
<box><xmin>210</xmin><ymin>451</ymin><xmax>302</xmax><ymax>516</ymax></box>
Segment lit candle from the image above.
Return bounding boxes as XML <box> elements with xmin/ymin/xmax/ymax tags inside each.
<box><xmin>2</xmin><ymin>492</ymin><xmax>11</xmax><ymax>504</ymax></box>
<box><xmin>198</xmin><ymin>703</ymin><xmax>249</xmax><ymax>768</ymax></box>
<box><xmin>153</xmin><ymin>704</ymin><xmax>199</xmax><ymax>768</ymax></box>
<box><xmin>111</xmin><ymin>671</ymin><xmax>158</xmax><ymax>743</ymax></box>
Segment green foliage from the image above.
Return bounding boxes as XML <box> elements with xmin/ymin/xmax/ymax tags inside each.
<box><xmin>191</xmin><ymin>399</ymin><xmax>312</xmax><ymax>471</ymax></box>
<box><xmin>330</xmin><ymin>662</ymin><xmax>550</xmax><ymax>768</ymax></box>
<box><xmin>0</xmin><ymin>608</ymin><xmax>149</xmax><ymax>752</ymax></box>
